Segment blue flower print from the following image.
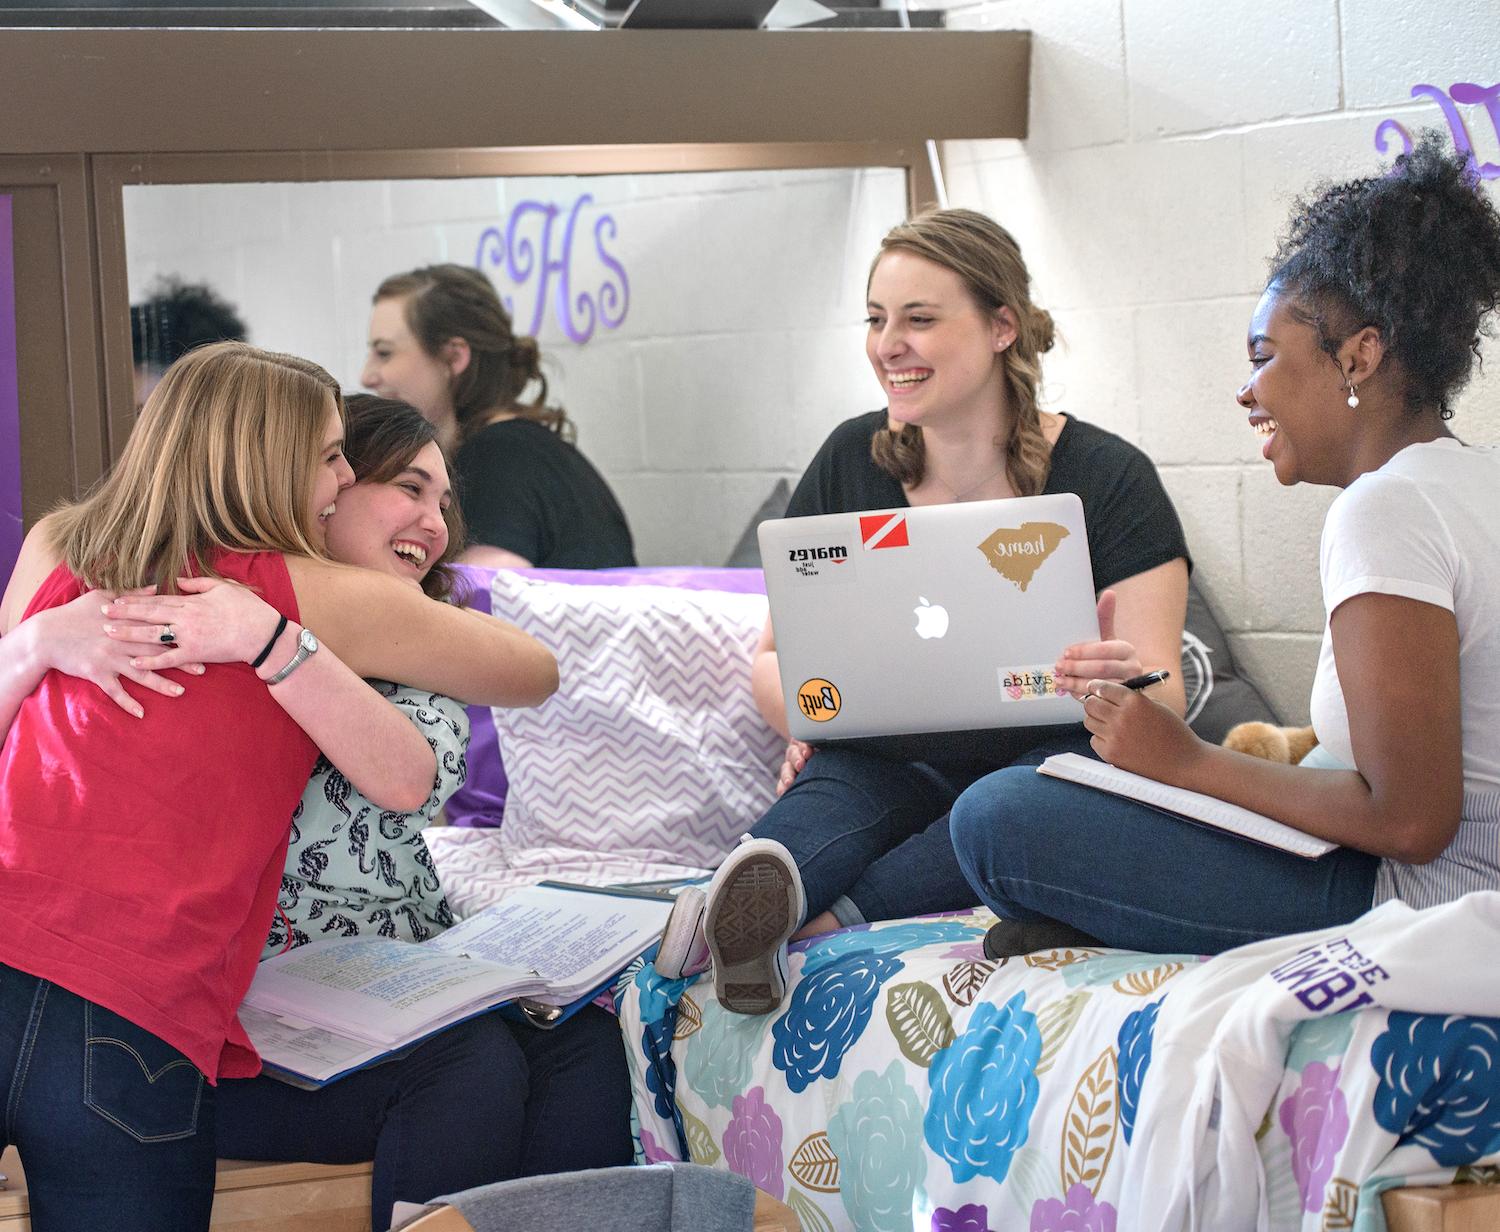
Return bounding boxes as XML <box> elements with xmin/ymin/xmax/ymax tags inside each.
<box><xmin>826</xmin><ymin>1062</ymin><xmax>926</xmax><ymax>1232</ymax></box>
<box><xmin>1370</xmin><ymin>1012</ymin><xmax>1500</xmax><ymax>1166</ymax></box>
<box><xmin>772</xmin><ymin>949</ymin><xmax>905</xmax><ymax>1094</ymax></box>
<box><xmin>803</xmin><ymin>921</ymin><xmax>981</xmax><ymax>972</ymax></box>
<box><xmin>636</xmin><ymin>962</ymin><xmax>693</xmax><ymax>1027</ymax></box>
<box><xmin>641</xmin><ymin>1015</ymin><xmax>680</xmax><ymax>1123</ymax></box>
<box><xmin>686</xmin><ymin>997</ymin><xmax>762</xmax><ymax>1110</ymax></box>
<box><xmin>925</xmin><ymin>990</ymin><xmax>1042</xmax><ymax>1184</ymax></box>
<box><xmin>1286</xmin><ymin>1009</ymin><xmax>1358</xmax><ymax>1072</ymax></box>
<box><xmin>1117</xmin><ymin>997</ymin><xmax>1163</xmax><ymax>1145</ymax></box>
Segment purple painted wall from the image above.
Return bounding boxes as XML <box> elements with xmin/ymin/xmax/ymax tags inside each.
<box><xmin>0</xmin><ymin>196</ymin><xmax>21</xmax><ymax>590</ymax></box>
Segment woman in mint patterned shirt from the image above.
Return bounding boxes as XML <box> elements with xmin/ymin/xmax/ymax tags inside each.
<box><xmin>211</xmin><ymin>396</ymin><xmax>632</xmax><ymax>1225</ymax></box>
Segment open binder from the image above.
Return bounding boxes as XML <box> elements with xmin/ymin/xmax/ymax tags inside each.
<box><xmin>242</xmin><ymin>882</ymin><xmax>674</xmax><ymax>1087</ymax></box>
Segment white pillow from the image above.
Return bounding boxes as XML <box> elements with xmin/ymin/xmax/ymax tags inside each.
<box><xmin>486</xmin><ymin>571</ymin><xmax>783</xmax><ymax>870</ymax></box>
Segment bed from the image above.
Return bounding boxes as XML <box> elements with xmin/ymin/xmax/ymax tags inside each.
<box><xmin>427</xmin><ymin>566</ymin><xmax>1500</xmax><ymax>1231</ymax></box>
<box><xmin>615</xmin><ymin>898</ymin><xmax>1500</xmax><ymax>1232</ymax></box>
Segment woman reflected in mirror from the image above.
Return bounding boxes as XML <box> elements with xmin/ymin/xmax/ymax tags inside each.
<box><xmin>362</xmin><ymin>264</ymin><xmax>636</xmax><ymax>570</ymax></box>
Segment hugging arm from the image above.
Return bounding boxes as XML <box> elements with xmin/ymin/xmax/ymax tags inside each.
<box><xmin>4</xmin><ymin>532</ymin><xmax>441</xmax><ymax>812</ymax></box>
<box><xmin>287</xmin><ymin>556</ymin><xmax>558</xmax><ymax>708</ymax></box>
<box><xmin>110</xmin><ymin>577</ymin><xmax>442</xmax><ymax>813</ymax></box>
<box><xmin>0</xmin><ymin>522</ymin><xmax>182</xmax><ymax>730</ymax></box>
<box><xmin>1083</xmin><ymin>591</ymin><xmax>1463</xmax><ymax>861</ymax></box>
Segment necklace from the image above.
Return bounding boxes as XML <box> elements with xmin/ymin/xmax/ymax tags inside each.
<box><xmin>935</xmin><ymin>458</ymin><xmax>1011</xmax><ymax>503</ymax></box>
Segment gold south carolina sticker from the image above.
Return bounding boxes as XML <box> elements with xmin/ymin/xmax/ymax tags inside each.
<box><xmin>797</xmin><ymin>679</ymin><xmax>841</xmax><ymax>722</ymax></box>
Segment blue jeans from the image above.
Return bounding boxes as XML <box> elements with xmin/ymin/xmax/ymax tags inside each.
<box><xmin>0</xmin><ymin>965</ymin><xmax>216</xmax><ymax>1232</ymax></box>
<box><xmin>215</xmin><ymin>1005</ymin><xmax>633</xmax><ymax>1230</ymax></box>
<box><xmin>751</xmin><ymin>728</ymin><xmax>1097</xmax><ymax>924</ymax></box>
<box><xmin>950</xmin><ymin>765</ymin><xmax>1382</xmax><ymax>954</ymax></box>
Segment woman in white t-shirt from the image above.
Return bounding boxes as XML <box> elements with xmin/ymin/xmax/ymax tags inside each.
<box><xmin>951</xmin><ymin>132</ymin><xmax>1500</xmax><ymax>956</ymax></box>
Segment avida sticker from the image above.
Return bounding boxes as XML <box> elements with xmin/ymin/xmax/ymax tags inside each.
<box><xmin>999</xmin><ymin>665</ymin><xmax>1062</xmax><ymax>701</ymax></box>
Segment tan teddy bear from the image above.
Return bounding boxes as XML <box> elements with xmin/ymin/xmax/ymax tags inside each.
<box><xmin>1223</xmin><ymin>721</ymin><xmax>1319</xmax><ymax>764</ymax></box>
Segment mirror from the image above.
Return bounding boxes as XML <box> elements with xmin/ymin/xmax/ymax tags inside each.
<box><xmin>123</xmin><ymin>166</ymin><xmax>908</xmax><ymax>565</ymax></box>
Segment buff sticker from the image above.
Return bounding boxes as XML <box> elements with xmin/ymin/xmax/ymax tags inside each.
<box><xmin>977</xmin><ymin>522</ymin><xmax>1069</xmax><ymax>592</ymax></box>
<box><xmin>999</xmin><ymin>666</ymin><xmax>1061</xmax><ymax>702</ymax></box>
<box><xmin>796</xmin><ymin>678</ymin><xmax>842</xmax><ymax>722</ymax></box>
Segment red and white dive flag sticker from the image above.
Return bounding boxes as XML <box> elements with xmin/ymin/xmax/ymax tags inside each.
<box><xmin>859</xmin><ymin>513</ymin><xmax>909</xmax><ymax>551</ymax></box>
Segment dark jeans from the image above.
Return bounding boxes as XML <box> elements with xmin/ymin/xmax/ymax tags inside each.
<box><xmin>216</xmin><ymin>1005</ymin><xmax>633</xmax><ymax>1230</ymax></box>
<box><xmin>751</xmin><ymin>727</ymin><xmax>1097</xmax><ymax>924</ymax></box>
<box><xmin>0</xmin><ymin>965</ymin><xmax>216</xmax><ymax>1232</ymax></box>
<box><xmin>950</xmin><ymin>765</ymin><xmax>1382</xmax><ymax>954</ymax></box>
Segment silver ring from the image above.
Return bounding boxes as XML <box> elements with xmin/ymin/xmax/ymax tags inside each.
<box><xmin>160</xmin><ymin>625</ymin><xmax>176</xmax><ymax>644</ymax></box>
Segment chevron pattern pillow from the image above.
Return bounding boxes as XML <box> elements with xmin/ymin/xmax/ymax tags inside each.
<box><xmin>486</xmin><ymin>570</ymin><xmax>785</xmax><ymax>870</ymax></box>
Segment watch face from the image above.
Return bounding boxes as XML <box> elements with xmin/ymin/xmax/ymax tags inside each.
<box><xmin>300</xmin><ymin>628</ymin><xmax>319</xmax><ymax>653</ymax></box>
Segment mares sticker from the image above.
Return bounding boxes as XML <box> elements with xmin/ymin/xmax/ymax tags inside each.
<box><xmin>796</xmin><ymin>678</ymin><xmax>842</xmax><ymax>722</ymax></box>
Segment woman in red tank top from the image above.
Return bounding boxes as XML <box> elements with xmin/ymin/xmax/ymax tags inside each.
<box><xmin>0</xmin><ymin>344</ymin><xmax>558</xmax><ymax>1232</ymax></box>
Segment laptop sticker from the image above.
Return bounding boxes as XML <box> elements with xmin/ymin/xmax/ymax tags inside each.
<box><xmin>977</xmin><ymin>522</ymin><xmax>1070</xmax><ymax>592</ymax></box>
<box><xmin>999</xmin><ymin>666</ymin><xmax>1062</xmax><ymax>701</ymax></box>
<box><xmin>785</xmin><ymin>542</ymin><xmax>855</xmax><ymax>583</ymax></box>
<box><xmin>796</xmin><ymin>678</ymin><xmax>842</xmax><ymax>722</ymax></box>
<box><xmin>859</xmin><ymin>513</ymin><xmax>909</xmax><ymax>551</ymax></box>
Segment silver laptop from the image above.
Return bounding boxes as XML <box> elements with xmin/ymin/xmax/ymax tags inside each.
<box><xmin>758</xmin><ymin>494</ymin><xmax>1100</xmax><ymax>746</ymax></box>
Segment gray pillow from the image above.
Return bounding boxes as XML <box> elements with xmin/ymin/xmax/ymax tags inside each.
<box><xmin>1181</xmin><ymin>580</ymin><xmax>1282</xmax><ymax>744</ymax></box>
<box><xmin>723</xmin><ymin>477</ymin><xmax>792</xmax><ymax>568</ymax></box>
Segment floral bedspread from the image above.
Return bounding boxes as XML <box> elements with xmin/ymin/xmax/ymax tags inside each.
<box><xmin>614</xmin><ymin>908</ymin><xmax>1500</xmax><ymax>1231</ymax></box>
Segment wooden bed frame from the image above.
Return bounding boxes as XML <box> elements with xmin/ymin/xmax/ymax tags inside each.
<box><xmin>0</xmin><ymin>1150</ymin><xmax>802</xmax><ymax>1231</ymax></box>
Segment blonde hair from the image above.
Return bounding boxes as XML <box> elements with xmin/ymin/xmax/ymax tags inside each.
<box><xmin>868</xmin><ymin>208</ymin><xmax>1057</xmax><ymax>496</ymax></box>
<box><xmin>49</xmin><ymin>341</ymin><xmax>343</xmax><ymax>592</ymax></box>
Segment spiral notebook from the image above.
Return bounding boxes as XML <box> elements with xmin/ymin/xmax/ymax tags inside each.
<box><xmin>1036</xmin><ymin>753</ymin><xmax>1336</xmax><ymax>859</ymax></box>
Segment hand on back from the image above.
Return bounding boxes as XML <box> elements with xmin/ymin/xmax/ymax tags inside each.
<box><xmin>104</xmin><ymin>576</ymin><xmax>280</xmax><ymax>674</ymax></box>
<box><xmin>37</xmin><ymin>586</ymin><xmax>201</xmax><ymax>717</ymax></box>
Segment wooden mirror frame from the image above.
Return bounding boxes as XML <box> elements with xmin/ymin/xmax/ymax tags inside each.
<box><xmin>0</xmin><ymin>28</ymin><xmax>1030</xmax><ymax>522</ymax></box>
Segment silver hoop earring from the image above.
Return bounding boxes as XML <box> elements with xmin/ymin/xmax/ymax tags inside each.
<box><xmin>1346</xmin><ymin>382</ymin><xmax>1359</xmax><ymax>409</ymax></box>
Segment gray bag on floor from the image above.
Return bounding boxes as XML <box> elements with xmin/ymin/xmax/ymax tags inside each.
<box><xmin>393</xmin><ymin>1163</ymin><xmax>757</xmax><ymax>1232</ymax></box>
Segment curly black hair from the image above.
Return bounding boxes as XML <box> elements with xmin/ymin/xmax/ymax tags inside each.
<box><xmin>130</xmin><ymin>277</ymin><xmax>248</xmax><ymax>371</ymax></box>
<box><xmin>1269</xmin><ymin>131</ymin><xmax>1500</xmax><ymax>419</ymax></box>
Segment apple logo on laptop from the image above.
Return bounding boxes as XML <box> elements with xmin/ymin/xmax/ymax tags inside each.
<box><xmin>913</xmin><ymin>596</ymin><xmax>949</xmax><ymax>640</ymax></box>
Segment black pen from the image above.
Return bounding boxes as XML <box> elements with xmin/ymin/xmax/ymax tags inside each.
<box><xmin>1122</xmin><ymin>669</ymin><xmax>1171</xmax><ymax>691</ymax></box>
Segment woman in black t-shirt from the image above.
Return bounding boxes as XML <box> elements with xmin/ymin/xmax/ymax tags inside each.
<box><xmin>360</xmin><ymin>264</ymin><xmax>636</xmax><ymax>569</ymax></box>
<box><xmin>661</xmin><ymin>209</ymin><xmax>1190</xmax><ymax>1014</ymax></box>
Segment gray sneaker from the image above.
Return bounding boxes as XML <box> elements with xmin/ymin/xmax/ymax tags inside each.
<box><xmin>654</xmin><ymin>886</ymin><xmax>710</xmax><ymax>980</ymax></box>
<box><xmin>703</xmin><ymin>837</ymin><xmax>805</xmax><ymax>1015</ymax></box>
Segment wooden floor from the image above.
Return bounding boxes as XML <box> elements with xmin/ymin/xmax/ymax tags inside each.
<box><xmin>0</xmin><ymin>1148</ymin><xmax>802</xmax><ymax>1231</ymax></box>
<box><xmin>9</xmin><ymin>1145</ymin><xmax>1500</xmax><ymax>1231</ymax></box>
<box><xmin>0</xmin><ymin>1150</ymin><xmax>373</xmax><ymax>1231</ymax></box>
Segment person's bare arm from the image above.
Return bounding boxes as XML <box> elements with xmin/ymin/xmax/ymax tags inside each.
<box><xmin>459</xmin><ymin>544</ymin><xmax>533</xmax><ymax>570</ymax></box>
<box><xmin>750</xmin><ymin>615</ymin><xmax>790</xmax><ymax>741</ymax></box>
<box><xmin>286</xmin><ymin>557</ymin><xmax>557</xmax><ymax>708</ymax></box>
<box><xmin>1054</xmin><ymin>558</ymin><xmax>1190</xmax><ymax>717</ymax></box>
<box><xmin>97</xmin><ymin>575</ymin><xmax>437</xmax><ymax>812</ymax></box>
<box><xmin>1084</xmin><ymin>592</ymin><xmax>1462</xmax><ymax>862</ymax></box>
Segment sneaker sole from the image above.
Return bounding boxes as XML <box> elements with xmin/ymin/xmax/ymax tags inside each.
<box><xmin>706</xmin><ymin>853</ymin><xmax>800</xmax><ymax>1015</ymax></box>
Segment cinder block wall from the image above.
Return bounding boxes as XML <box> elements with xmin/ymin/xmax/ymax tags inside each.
<box><xmin>943</xmin><ymin>0</ymin><xmax>1500</xmax><ymax>720</ymax></box>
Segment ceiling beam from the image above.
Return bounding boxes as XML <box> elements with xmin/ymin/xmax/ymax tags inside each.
<box><xmin>0</xmin><ymin>28</ymin><xmax>1029</xmax><ymax>153</ymax></box>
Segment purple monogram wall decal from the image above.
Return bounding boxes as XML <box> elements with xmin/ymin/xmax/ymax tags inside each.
<box><xmin>473</xmin><ymin>194</ymin><xmax>630</xmax><ymax>345</ymax></box>
<box><xmin>1375</xmin><ymin>82</ymin><xmax>1500</xmax><ymax>179</ymax></box>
